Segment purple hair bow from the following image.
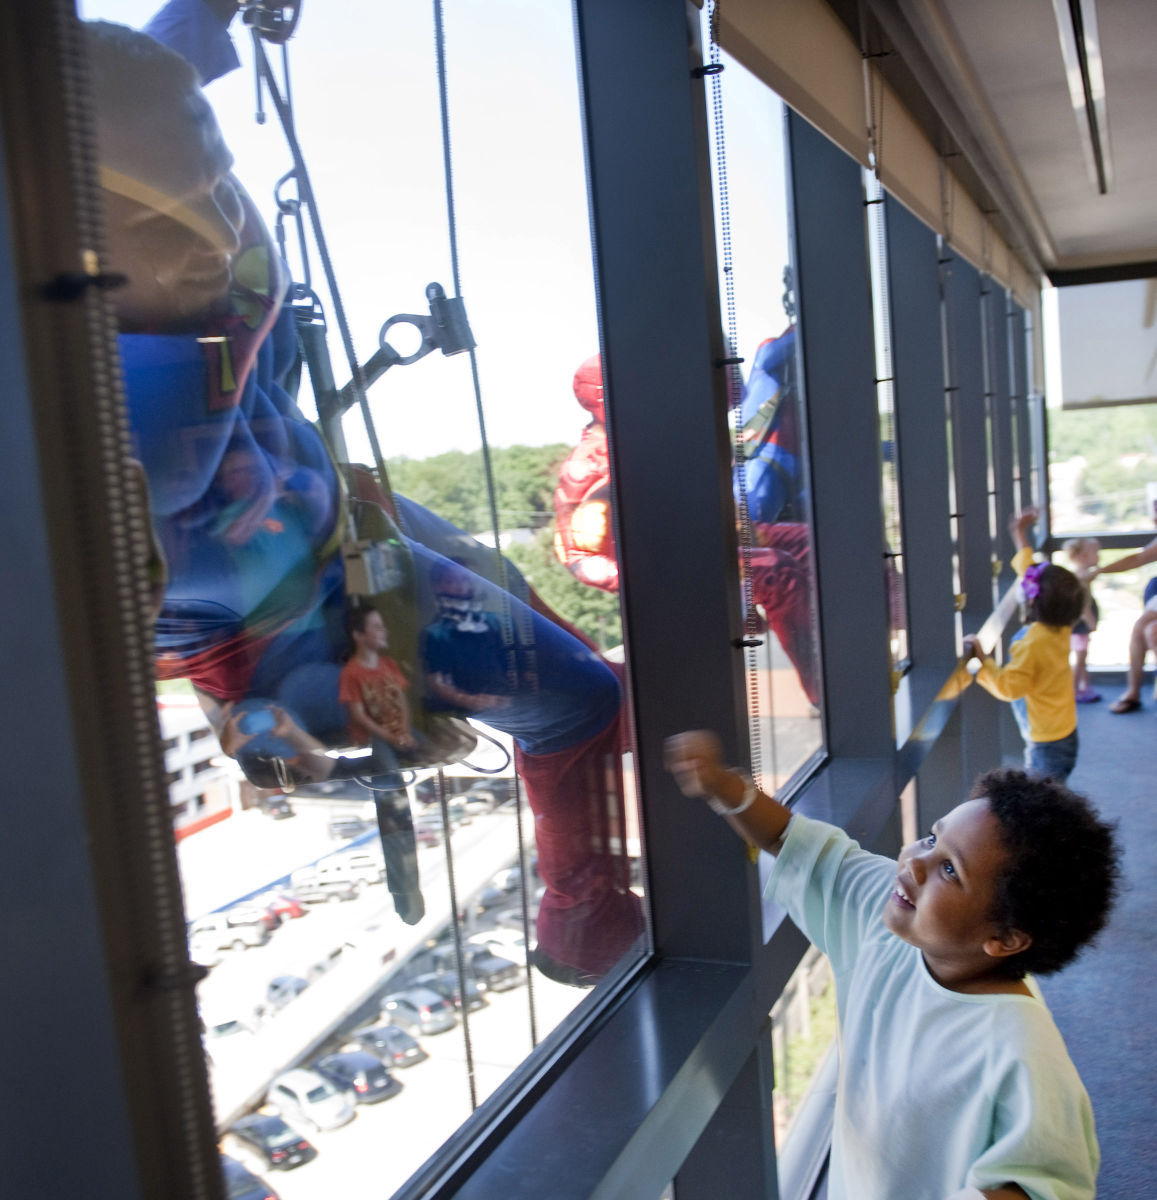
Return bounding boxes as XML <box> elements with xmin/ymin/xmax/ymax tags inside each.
<box><xmin>1022</xmin><ymin>563</ymin><xmax>1045</xmax><ymax>603</ymax></box>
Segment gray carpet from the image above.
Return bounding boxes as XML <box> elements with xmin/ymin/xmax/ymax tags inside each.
<box><xmin>1035</xmin><ymin>675</ymin><xmax>1157</xmax><ymax>1197</ymax></box>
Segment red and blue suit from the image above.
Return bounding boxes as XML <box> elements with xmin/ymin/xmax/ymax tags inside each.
<box><xmin>124</xmin><ymin>0</ymin><xmax>643</xmax><ymax>979</ymax></box>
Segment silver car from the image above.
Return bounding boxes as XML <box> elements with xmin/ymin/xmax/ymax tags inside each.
<box><xmin>266</xmin><ymin>1067</ymin><xmax>356</xmax><ymax>1132</ymax></box>
<box><xmin>381</xmin><ymin>987</ymin><xmax>458</xmax><ymax>1036</ymax></box>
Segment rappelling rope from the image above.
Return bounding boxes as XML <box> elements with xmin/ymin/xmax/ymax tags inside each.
<box><xmin>706</xmin><ymin>1</ymin><xmax>770</xmax><ymax>798</ymax></box>
<box><xmin>432</xmin><ymin>0</ymin><xmax>540</xmax><ymax>1054</ymax></box>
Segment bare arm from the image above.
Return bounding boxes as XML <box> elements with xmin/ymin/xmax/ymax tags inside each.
<box><xmin>663</xmin><ymin>730</ymin><xmax>791</xmax><ymax>853</ymax></box>
<box><xmin>1092</xmin><ymin>535</ymin><xmax>1157</xmax><ymax>577</ymax></box>
<box><xmin>1009</xmin><ymin>507</ymin><xmax>1038</xmax><ymax>552</ymax></box>
<box><xmin>427</xmin><ymin>671</ymin><xmax>508</xmax><ymax>712</ymax></box>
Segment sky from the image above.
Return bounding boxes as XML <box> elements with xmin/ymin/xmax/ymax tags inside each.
<box><xmin>81</xmin><ymin>1</ymin><xmax>794</xmax><ymax>464</ymax></box>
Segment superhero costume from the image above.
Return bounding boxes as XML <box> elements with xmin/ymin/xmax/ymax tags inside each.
<box><xmin>117</xmin><ymin>0</ymin><xmax>643</xmax><ymax>977</ymax></box>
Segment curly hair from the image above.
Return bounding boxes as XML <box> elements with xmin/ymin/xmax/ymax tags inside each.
<box><xmin>969</xmin><ymin>767</ymin><xmax>1121</xmax><ymax>978</ymax></box>
<box><xmin>1028</xmin><ymin>563</ymin><xmax>1087</xmax><ymax>628</ymax></box>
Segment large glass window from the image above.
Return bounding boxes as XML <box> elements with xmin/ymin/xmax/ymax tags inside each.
<box><xmin>1046</xmin><ymin>279</ymin><xmax>1157</xmax><ymax>668</ymax></box>
<box><xmin>865</xmin><ymin>172</ymin><xmax>909</xmax><ymax>675</ymax></box>
<box><xmin>83</xmin><ymin>1</ymin><xmax>646</xmax><ymax>1193</ymax></box>
<box><xmin>701</xmin><ymin>31</ymin><xmax>824</xmax><ymax>796</ymax></box>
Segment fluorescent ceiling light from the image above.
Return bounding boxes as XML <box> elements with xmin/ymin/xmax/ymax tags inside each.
<box><xmin>1052</xmin><ymin>0</ymin><xmax>1112</xmax><ymax>194</ymax></box>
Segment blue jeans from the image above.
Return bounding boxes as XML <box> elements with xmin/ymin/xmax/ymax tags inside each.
<box><xmin>1024</xmin><ymin>729</ymin><xmax>1079</xmax><ymax>784</ymax></box>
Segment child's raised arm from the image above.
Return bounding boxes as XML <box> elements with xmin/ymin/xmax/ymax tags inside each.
<box><xmin>664</xmin><ymin>730</ymin><xmax>792</xmax><ymax>853</ymax></box>
<box><xmin>1009</xmin><ymin>506</ymin><xmax>1038</xmax><ymax>551</ymax></box>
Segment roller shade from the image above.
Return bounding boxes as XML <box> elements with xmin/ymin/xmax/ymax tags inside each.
<box><xmin>716</xmin><ymin>0</ymin><xmax>1039</xmax><ymax>310</ymax></box>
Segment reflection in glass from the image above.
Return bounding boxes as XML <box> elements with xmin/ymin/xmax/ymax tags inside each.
<box><xmin>865</xmin><ymin>173</ymin><xmax>908</xmax><ymax>673</ymax></box>
<box><xmin>1048</xmin><ymin>403</ymin><xmax>1157</xmax><ymax>667</ymax></box>
<box><xmin>87</xmin><ymin>1</ymin><xmax>643</xmax><ymax>1190</ymax></box>
<box><xmin>702</xmin><ymin>37</ymin><xmax>824</xmax><ymax>794</ymax></box>
<box><xmin>771</xmin><ymin>947</ymin><xmax>836</xmax><ymax>1150</ymax></box>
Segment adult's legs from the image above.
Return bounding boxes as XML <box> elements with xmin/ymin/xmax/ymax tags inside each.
<box><xmin>395</xmin><ymin>518</ymin><xmax>639</xmax><ymax>980</ymax></box>
<box><xmin>1110</xmin><ymin>609</ymin><xmax>1157</xmax><ymax>711</ymax></box>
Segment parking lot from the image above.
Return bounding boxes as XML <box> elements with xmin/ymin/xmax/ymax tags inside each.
<box><xmin>181</xmin><ymin>793</ymin><xmax>587</xmax><ymax>1196</ymax></box>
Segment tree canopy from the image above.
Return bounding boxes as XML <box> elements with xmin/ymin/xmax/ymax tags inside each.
<box><xmin>387</xmin><ymin>444</ymin><xmax>622</xmax><ymax>646</ymax></box>
<box><xmin>1048</xmin><ymin>404</ymin><xmax>1157</xmax><ymax>526</ymax></box>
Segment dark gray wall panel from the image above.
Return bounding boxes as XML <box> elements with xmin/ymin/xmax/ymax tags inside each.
<box><xmin>787</xmin><ymin>112</ymin><xmax>893</xmax><ymax>759</ymax></box>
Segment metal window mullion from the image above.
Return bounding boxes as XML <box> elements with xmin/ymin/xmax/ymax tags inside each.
<box><xmin>944</xmin><ymin>251</ymin><xmax>1004</xmax><ymax>782</ymax></box>
<box><xmin>885</xmin><ymin>195</ymin><xmax>957</xmax><ymax>705</ymax></box>
<box><xmin>787</xmin><ymin>109</ymin><xmax>893</xmax><ymax>759</ymax></box>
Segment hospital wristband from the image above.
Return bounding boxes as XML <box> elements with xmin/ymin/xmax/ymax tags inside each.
<box><xmin>707</xmin><ymin>774</ymin><xmax>758</xmax><ymax>817</ymax></box>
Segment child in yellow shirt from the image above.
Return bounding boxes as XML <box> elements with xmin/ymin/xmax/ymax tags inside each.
<box><xmin>963</xmin><ymin>510</ymin><xmax>1087</xmax><ymax>783</ymax></box>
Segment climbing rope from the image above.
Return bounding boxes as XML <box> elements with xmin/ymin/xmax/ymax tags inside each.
<box><xmin>246</xmin><ymin>0</ymin><xmax>541</xmax><ymax>1094</ymax></box>
<box><xmin>706</xmin><ymin>1</ymin><xmax>770</xmax><ymax>796</ymax></box>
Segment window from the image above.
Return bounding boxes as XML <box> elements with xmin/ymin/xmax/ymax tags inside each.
<box><xmin>865</xmin><ymin>171</ymin><xmax>909</xmax><ymax>673</ymax></box>
<box><xmin>701</xmin><ymin>29</ymin><xmax>824</xmax><ymax>797</ymax></box>
<box><xmin>84</xmin><ymin>1</ymin><xmax>646</xmax><ymax>1191</ymax></box>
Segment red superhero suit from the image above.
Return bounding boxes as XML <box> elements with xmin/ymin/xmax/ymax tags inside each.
<box><xmin>553</xmin><ymin>356</ymin><xmax>618</xmax><ymax>592</ymax></box>
<box><xmin>554</xmin><ymin>354</ymin><xmax>821</xmax><ymax>708</ymax></box>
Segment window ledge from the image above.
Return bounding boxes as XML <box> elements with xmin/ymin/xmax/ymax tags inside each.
<box><xmin>441</xmin><ymin>959</ymin><xmax>756</xmax><ymax>1200</ymax></box>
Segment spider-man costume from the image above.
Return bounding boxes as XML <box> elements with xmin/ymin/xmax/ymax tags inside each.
<box><xmin>553</xmin><ymin>333</ymin><xmax>820</xmax><ymax>706</ymax></box>
<box><xmin>117</xmin><ymin>0</ymin><xmax>643</xmax><ymax>981</ymax></box>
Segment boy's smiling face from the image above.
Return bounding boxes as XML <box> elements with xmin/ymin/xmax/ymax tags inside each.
<box><xmin>356</xmin><ymin>610</ymin><xmax>389</xmax><ymax>653</ymax></box>
<box><xmin>883</xmin><ymin>798</ymin><xmax>1031</xmax><ymax>990</ymax></box>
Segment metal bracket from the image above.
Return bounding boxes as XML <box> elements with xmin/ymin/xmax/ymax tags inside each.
<box><xmin>377</xmin><ymin>282</ymin><xmax>476</xmax><ymax>367</ymax></box>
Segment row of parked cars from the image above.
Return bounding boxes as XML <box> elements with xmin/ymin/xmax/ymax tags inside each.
<box><xmin>188</xmin><ymin>837</ymin><xmax>390</xmax><ymax>966</ymax></box>
<box><xmin>217</xmin><ymin>1012</ymin><xmax>431</xmax><ymax>1194</ymax></box>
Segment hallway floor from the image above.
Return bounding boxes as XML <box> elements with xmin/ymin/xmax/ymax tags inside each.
<box><xmin>1037</xmin><ymin>674</ymin><xmax>1157</xmax><ymax>1196</ymax></box>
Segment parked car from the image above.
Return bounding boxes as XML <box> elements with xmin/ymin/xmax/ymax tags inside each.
<box><xmin>413</xmin><ymin>806</ymin><xmax>467</xmax><ymax>844</ymax></box>
<box><xmin>346</xmin><ymin>1022</ymin><xmax>428</xmax><ymax>1069</ymax></box>
<box><xmin>291</xmin><ymin>878</ymin><xmax>361</xmax><ymax>905</ymax></box>
<box><xmin>413</xmin><ymin>970</ymin><xmax>489</xmax><ymax>1013</ymax></box>
<box><xmin>491</xmin><ymin>858</ymin><xmax>539</xmax><ymax>893</ymax></box>
<box><xmin>413</xmin><ymin>774</ymin><xmax>474</xmax><ymax>806</ymax></box>
<box><xmin>458</xmin><ymin>945</ymin><xmax>520</xmax><ymax>993</ymax></box>
<box><xmin>266</xmin><ymin>1068</ymin><xmax>356</xmax><ymax>1132</ymax></box>
<box><xmin>189</xmin><ymin>935</ymin><xmax>223</xmax><ymax>969</ymax></box>
<box><xmin>203</xmin><ymin>1015</ymin><xmax>259</xmax><ymax>1044</ymax></box>
<box><xmin>257</xmin><ymin>793</ymin><xmax>294</xmax><ymax>819</ymax></box>
<box><xmin>220</xmin><ymin>1154</ymin><xmax>281</xmax><ymax>1200</ymax></box>
<box><xmin>457</xmin><ymin>778</ymin><xmax>518</xmax><ymax>812</ymax></box>
<box><xmin>265</xmin><ymin>975</ymin><xmax>310</xmax><ymax>1013</ymax></box>
<box><xmin>313</xmin><ymin>1051</ymin><xmax>403</xmax><ymax>1104</ymax></box>
<box><xmin>292</xmin><ymin>856</ymin><xmax>372</xmax><ymax>893</ymax></box>
<box><xmin>414</xmin><ymin>819</ymin><xmax>441</xmax><ymax>848</ymax></box>
<box><xmin>381</xmin><ymin>987</ymin><xmax>458</xmax><ymax>1036</ymax></box>
<box><xmin>471</xmin><ymin>884</ymin><xmax>518</xmax><ymax>917</ymax></box>
<box><xmin>467</xmin><ymin>927</ymin><xmax>529</xmax><ymax>965</ymax></box>
<box><xmin>221</xmin><ymin>1113</ymin><xmax>317</xmax><ymax>1172</ymax></box>
<box><xmin>187</xmin><ymin>910</ymin><xmax>270</xmax><ymax>952</ymax></box>
<box><xmin>260</xmin><ymin>891</ymin><xmax>306</xmax><ymax>920</ymax></box>
<box><xmin>338</xmin><ymin>848</ymin><xmax>386</xmax><ymax>887</ymax></box>
<box><xmin>327</xmin><ymin>814</ymin><xmax>374</xmax><ymax>841</ymax></box>
<box><xmin>232</xmin><ymin>902</ymin><xmax>280</xmax><ymax>933</ymax></box>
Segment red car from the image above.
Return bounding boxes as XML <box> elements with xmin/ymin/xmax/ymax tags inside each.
<box><xmin>262</xmin><ymin>892</ymin><xmax>306</xmax><ymax>920</ymax></box>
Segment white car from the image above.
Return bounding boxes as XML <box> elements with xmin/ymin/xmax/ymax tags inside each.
<box><xmin>467</xmin><ymin>927</ymin><xmax>529</xmax><ymax>966</ymax></box>
<box><xmin>267</xmin><ymin>1067</ymin><xmax>356</xmax><ymax>1132</ymax></box>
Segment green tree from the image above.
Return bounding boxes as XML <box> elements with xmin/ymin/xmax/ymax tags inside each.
<box><xmin>387</xmin><ymin>443</ymin><xmax>622</xmax><ymax>646</ymax></box>
<box><xmin>1048</xmin><ymin>404</ymin><xmax>1157</xmax><ymax>525</ymax></box>
<box><xmin>505</xmin><ymin>529</ymin><xmax>622</xmax><ymax>649</ymax></box>
<box><xmin>387</xmin><ymin>444</ymin><xmax>571</xmax><ymax>534</ymax></box>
